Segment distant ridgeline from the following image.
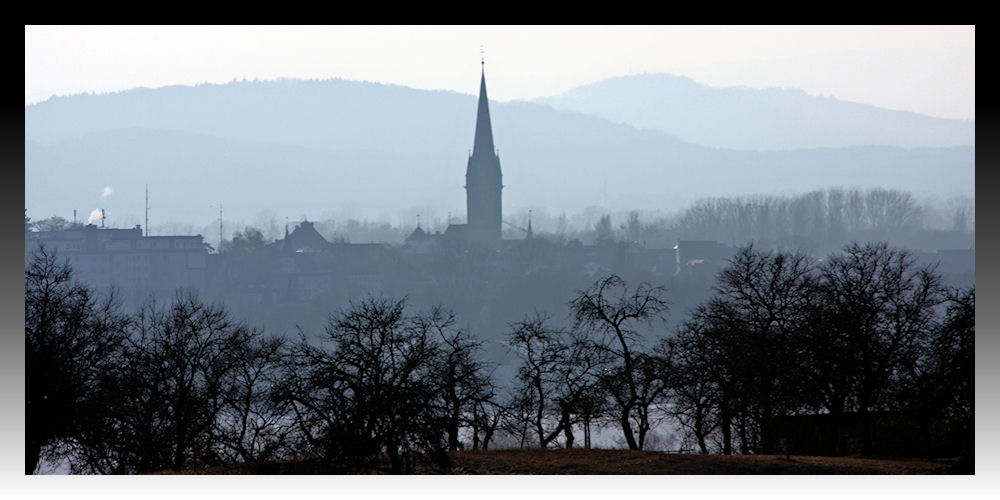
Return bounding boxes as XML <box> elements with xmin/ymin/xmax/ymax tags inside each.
<box><xmin>25</xmin><ymin>73</ymin><xmax>974</xmax><ymax>226</ymax></box>
<box><xmin>534</xmin><ymin>73</ymin><xmax>974</xmax><ymax>150</ymax></box>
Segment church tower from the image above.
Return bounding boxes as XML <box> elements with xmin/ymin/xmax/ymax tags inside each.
<box><xmin>465</xmin><ymin>58</ymin><xmax>503</xmax><ymax>245</ymax></box>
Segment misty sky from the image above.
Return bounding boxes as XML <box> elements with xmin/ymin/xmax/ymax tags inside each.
<box><xmin>25</xmin><ymin>25</ymin><xmax>975</xmax><ymax>120</ymax></box>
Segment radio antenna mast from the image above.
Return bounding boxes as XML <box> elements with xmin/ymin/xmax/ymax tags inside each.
<box><xmin>145</xmin><ymin>184</ymin><xmax>149</xmax><ymax>236</ymax></box>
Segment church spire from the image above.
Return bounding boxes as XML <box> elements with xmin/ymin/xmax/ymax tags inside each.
<box><xmin>472</xmin><ymin>57</ymin><xmax>496</xmax><ymax>159</ymax></box>
<box><xmin>464</xmin><ymin>51</ymin><xmax>503</xmax><ymax>245</ymax></box>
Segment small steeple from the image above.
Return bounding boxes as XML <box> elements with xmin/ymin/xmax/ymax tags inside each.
<box><xmin>526</xmin><ymin>209</ymin><xmax>533</xmax><ymax>240</ymax></box>
<box><xmin>282</xmin><ymin>217</ymin><xmax>290</xmax><ymax>251</ymax></box>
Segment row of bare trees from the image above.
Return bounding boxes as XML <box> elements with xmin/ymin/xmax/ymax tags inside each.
<box><xmin>599</xmin><ymin>188</ymin><xmax>975</xmax><ymax>252</ymax></box>
<box><xmin>666</xmin><ymin>242</ymin><xmax>972</xmax><ymax>462</ymax></box>
<box><xmin>27</xmin><ymin>245</ymin><xmax>289</xmax><ymax>473</ymax></box>
<box><xmin>498</xmin><ymin>242</ymin><xmax>971</xmax><ymax>464</ymax></box>
<box><xmin>26</xmin><ymin>245</ymin><xmax>498</xmax><ymax>474</ymax></box>
<box><xmin>672</xmin><ymin>188</ymin><xmax>928</xmax><ymax>247</ymax></box>
<box><xmin>26</xmin><ymin>239</ymin><xmax>973</xmax><ymax>473</ymax></box>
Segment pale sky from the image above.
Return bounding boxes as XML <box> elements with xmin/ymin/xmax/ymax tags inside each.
<box><xmin>25</xmin><ymin>25</ymin><xmax>975</xmax><ymax>120</ymax></box>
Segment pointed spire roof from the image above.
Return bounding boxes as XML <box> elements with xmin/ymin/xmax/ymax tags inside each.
<box><xmin>471</xmin><ymin>63</ymin><xmax>496</xmax><ymax>159</ymax></box>
<box><xmin>282</xmin><ymin>217</ymin><xmax>290</xmax><ymax>251</ymax></box>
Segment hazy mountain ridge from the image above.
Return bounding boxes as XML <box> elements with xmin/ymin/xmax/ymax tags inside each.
<box><xmin>534</xmin><ymin>73</ymin><xmax>975</xmax><ymax>150</ymax></box>
<box><xmin>26</xmin><ymin>79</ymin><xmax>475</xmax><ymax>154</ymax></box>
<box><xmin>25</xmin><ymin>78</ymin><xmax>974</xmax><ymax>228</ymax></box>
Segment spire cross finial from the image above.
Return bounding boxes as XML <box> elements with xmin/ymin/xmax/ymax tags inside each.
<box><xmin>480</xmin><ymin>45</ymin><xmax>485</xmax><ymax>66</ymax></box>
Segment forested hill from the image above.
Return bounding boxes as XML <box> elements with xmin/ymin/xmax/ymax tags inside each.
<box><xmin>535</xmin><ymin>73</ymin><xmax>975</xmax><ymax>150</ymax></box>
<box><xmin>25</xmin><ymin>78</ymin><xmax>974</xmax><ymax>226</ymax></box>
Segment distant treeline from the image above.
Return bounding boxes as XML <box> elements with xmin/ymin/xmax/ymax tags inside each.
<box><xmin>28</xmin><ymin>187</ymin><xmax>973</xmax><ymax>255</ymax></box>
<box><xmin>26</xmin><ymin>240</ymin><xmax>973</xmax><ymax>474</ymax></box>
<box><xmin>661</xmin><ymin>187</ymin><xmax>972</xmax><ymax>252</ymax></box>
<box><xmin>520</xmin><ymin>187</ymin><xmax>973</xmax><ymax>253</ymax></box>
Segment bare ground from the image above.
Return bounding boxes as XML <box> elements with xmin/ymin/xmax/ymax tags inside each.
<box><xmin>164</xmin><ymin>448</ymin><xmax>961</xmax><ymax>475</ymax></box>
<box><xmin>444</xmin><ymin>448</ymin><xmax>959</xmax><ymax>474</ymax></box>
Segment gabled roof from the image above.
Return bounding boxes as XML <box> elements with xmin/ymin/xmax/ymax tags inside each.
<box><xmin>282</xmin><ymin>221</ymin><xmax>331</xmax><ymax>253</ymax></box>
<box><xmin>406</xmin><ymin>225</ymin><xmax>429</xmax><ymax>243</ymax></box>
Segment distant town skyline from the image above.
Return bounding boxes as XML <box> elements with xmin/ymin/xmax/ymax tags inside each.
<box><xmin>25</xmin><ymin>25</ymin><xmax>975</xmax><ymax>120</ymax></box>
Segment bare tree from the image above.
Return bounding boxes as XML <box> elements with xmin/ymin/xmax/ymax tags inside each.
<box><xmin>214</xmin><ymin>336</ymin><xmax>293</xmax><ymax>465</ymax></box>
<box><xmin>25</xmin><ymin>246</ymin><xmax>130</xmax><ymax>474</ymax></box>
<box><xmin>417</xmin><ymin>306</ymin><xmax>496</xmax><ymax>452</ymax></box>
<box><xmin>933</xmin><ymin>287</ymin><xmax>974</xmax><ymax>470</ymax></box>
<box><xmin>663</xmin><ymin>245</ymin><xmax>817</xmax><ymax>454</ymax></box>
<box><xmin>709</xmin><ymin>245</ymin><xmax>817</xmax><ymax>453</ymax></box>
<box><xmin>553</xmin><ymin>327</ymin><xmax>612</xmax><ymax>449</ymax></box>
<box><xmin>103</xmin><ymin>292</ymin><xmax>258</xmax><ymax>473</ymax></box>
<box><xmin>278</xmin><ymin>295</ymin><xmax>450</xmax><ymax>473</ymax></box>
<box><xmin>672</xmin><ymin>299</ymin><xmax>751</xmax><ymax>455</ymax></box>
<box><xmin>661</xmin><ymin>329</ymin><xmax>720</xmax><ymax>454</ymax></box>
<box><xmin>507</xmin><ymin>313</ymin><xmax>613</xmax><ymax>449</ymax></box>
<box><xmin>814</xmin><ymin>242</ymin><xmax>944</xmax><ymax>454</ymax></box>
<box><xmin>570</xmin><ymin>274</ymin><xmax>669</xmax><ymax>450</ymax></box>
<box><xmin>469</xmin><ymin>397</ymin><xmax>507</xmax><ymax>450</ymax></box>
<box><xmin>506</xmin><ymin>313</ymin><xmax>566</xmax><ymax>448</ymax></box>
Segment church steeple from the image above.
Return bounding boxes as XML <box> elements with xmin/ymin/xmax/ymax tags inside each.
<box><xmin>464</xmin><ymin>52</ymin><xmax>503</xmax><ymax>245</ymax></box>
<box><xmin>471</xmin><ymin>62</ymin><xmax>496</xmax><ymax>159</ymax></box>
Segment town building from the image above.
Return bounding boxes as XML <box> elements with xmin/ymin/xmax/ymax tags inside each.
<box><xmin>26</xmin><ymin>224</ymin><xmax>208</xmax><ymax>301</ymax></box>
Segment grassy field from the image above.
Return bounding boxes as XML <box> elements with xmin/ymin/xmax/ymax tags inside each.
<box><xmin>170</xmin><ymin>448</ymin><xmax>963</xmax><ymax>475</ymax></box>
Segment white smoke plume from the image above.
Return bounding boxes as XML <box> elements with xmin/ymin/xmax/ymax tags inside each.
<box><xmin>102</xmin><ymin>186</ymin><xmax>113</xmax><ymax>198</ymax></box>
<box><xmin>87</xmin><ymin>208</ymin><xmax>102</xmax><ymax>224</ymax></box>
